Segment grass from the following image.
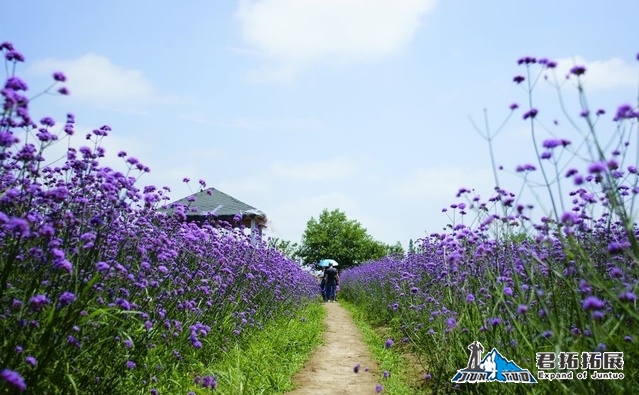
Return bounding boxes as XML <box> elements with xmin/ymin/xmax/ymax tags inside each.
<box><xmin>202</xmin><ymin>301</ymin><xmax>325</xmax><ymax>394</ymax></box>
<box><xmin>342</xmin><ymin>301</ymin><xmax>426</xmax><ymax>395</ymax></box>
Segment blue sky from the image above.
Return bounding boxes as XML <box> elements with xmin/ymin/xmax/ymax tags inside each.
<box><xmin>2</xmin><ymin>0</ymin><xmax>638</xmax><ymax>247</ymax></box>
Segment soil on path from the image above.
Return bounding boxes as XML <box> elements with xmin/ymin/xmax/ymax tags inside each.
<box><xmin>286</xmin><ymin>302</ymin><xmax>382</xmax><ymax>395</ymax></box>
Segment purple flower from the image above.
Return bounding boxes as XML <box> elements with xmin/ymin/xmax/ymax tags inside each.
<box><xmin>503</xmin><ymin>287</ymin><xmax>513</xmax><ymax>297</ymax></box>
<box><xmin>126</xmin><ymin>360</ymin><xmax>136</xmax><ymax>369</ymax></box>
<box><xmin>5</xmin><ymin>50</ymin><xmax>25</xmax><ymax>62</ymax></box>
<box><xmin>517</xmin><ymin>56</ymin><xmax>536</xmax><ymax>65</ymax></box>
<box><xmin>542</xmin><ymin>138</ymin><xmax>570</xmax><ymax>149</ymax></box>
<box><xmin>424</xmin><ymin>373</ymin><xmax>432</xmax><ymax>380</ymax></box>
<box><xmin>565</xmin><ymin>168</ymin><xmax>578</xmax><ymax>177</ymax></box>
<box><xmin>489</xmin><ymin>317</ymin><xmax>501</xmax><ymax>327</ymax></box>
<box><xmin>579</xmin><ymin>280</ymin><xmax>592</xmax><ymax>293</ymax></box>
<box><xmin>116</xmin><ymin>298</ymin><xmax>131</xmax><ymax>310</ymax></box>
<box><xmin>8</xmin><ymin>217</ymin><xmax>30</xmax><ymax>237</ymax></box>
<box><xmin>517</xmin><ymin>304</ymin><xmax>528</xmax><ymax>314</ymax></box>
<box><xmin>523</xmin><ymin>108</ymin><xmax>538</xmax><ymax>120</ymax></box>
<box><xmin>542</xmin><ymin>330</ymin><xmax>553</xmax><ymax>339</ymax></box>
<box><xmin>570</xmin><ymin>65</ymin><xmax>586</xmax><ymax>76</ymax></box>
<box><xmin>509</xmin><ymin>103</ymin><xmax>519</xmax><ymax>110</ymax></box>
<box><xmin>515</xmin><ymin>163</ymin><xmax>536</xmax><ymax>172</ymax></box>
<box><xmin>53</xmin><ymin>72</ymin><xmax>66</xmax><ymax>82</ymax></box>
<box><xmin>618</xmin><ymin>291</ymin><xmax>636</xmax><ymax>302</ymax></box>
<box><xmin>383</xmin><ymin>370</ymin><xmax>390</xmax><ymax>378</ymax></box>
<box><xmin>384</xmin><ymin>339</ymin><xmax>394</xmax><ymax>349</ymax></box>
<box><xmin>465</xmin><ymin>294</ymin><xmax>475</xmax><ymax>302</ymax></box>
<box><xmin>54</xmin><ymin>259</ymin><xmax>73</xmax><ymax>274</ymax></box>
<box><xmin>4</xmin><ymin>77</ymin><xmax>28</xmax><ymax>91</ymax></box>
<box><xmin>25</xmin><ymin>357</ymin><xmax>36</xmax><ymax>367</ymax></box>
<box><xmin>613</xmin><ymin>104</ymin><xmax>638</xmax><ymax>121</ymax></box>
<box><xmin>446</xmin><ymin>317</ymin><xmax>457</xmax><ymax>329</ymax></box>
<box><xmin>608</xmin><ymin>266</ymin><xmax>623</xmax><ymax>278</ymax></box>
<box><xmin>96</xmin><ymin>261</ymin><xmax>110</xmax><ymax>271</ymax></box>
<box><xmin>376</xmin><ymin>384</ymin><xmax>383</xmax><ymax>393</ymax></box>
<box><xmin>29</xmin><ymin>294</ymin><xmax>50</xmax><ymax>311</ymax></box>
<box><xmin>588</xmin><ymin>161</ymin><xmax>606</xmax><ymax>174</ymax></box>
<box><xmin>513</xmin><ymin>75</ymin><xmax>525</xmax><ymax>84</ymax></box>
<box><xmin>1</xmin><ymin>369</ymin><xmax>26</xmax><ymax>392</ymax></box>
<box><xmin>40</xmin><ymin>117</ymin><xmax>55</xmax><ymax>127</ymax></box>
<box><xmin>58</xmin><ymin>292</ymin><xmax>76</xmax><ymax>308</ymax></box>
<box><xmin>582</xmin><ymin>296</ymin><xmax>605</xmax><ymax>310</ymax></box>
<box><xmin>353</xmin><ymin>363</ymin><xmax>360</xmax><ymax>373</ymax></box>
<box><xmin>200</xmin><ymin>375</ymin><xmax>217</xmax><ymax>389</ymax></box>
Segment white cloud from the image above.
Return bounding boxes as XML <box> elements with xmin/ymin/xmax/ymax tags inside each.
<box><xmin>270</xmin><ymin>158</ymin><xmax>358</xmax><ymax>181</ymax></box>
<box><xmin>264</xmin><ymin>191</ymin><xmax>358</xmax><ymax>241</ymax></box>
<box><xmin>552</xmin><ymin>56</ymin><xmax>638</xmax><ymax>90</ymax></box>
<box><xmin>236</xmin><ymin>0</ymin><xmax>437</xmax><ymax>80</ymax></box>
<box><xmin>389</xmin><ymin>166</ymin><xmax>495</xmax><ymax>200</ymax></box>
<box><xmin>182</xmin><ymin>114</ymin><xmax>322</xmax><ymax>132</ymax></box>
<box><xmin>29</xmin><ymin>53</ymin><xmax>162</xmax><ymax>110</ymax></box>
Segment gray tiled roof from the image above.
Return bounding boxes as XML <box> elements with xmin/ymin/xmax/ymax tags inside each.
<box><xmin>168</xmin><ymin>187</ymin><xmax>266</xmax><ymax>219</ymax></box>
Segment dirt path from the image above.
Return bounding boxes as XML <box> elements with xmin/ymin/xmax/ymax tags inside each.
<box><xmin>286</xmin><ymin>302</ymin><xmax>382</xmax><ymax>395</ymax></box>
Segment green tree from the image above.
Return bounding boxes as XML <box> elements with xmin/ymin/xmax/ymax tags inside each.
<box><xmin>267</xmin><ymin>237</ymin><xmax>300</xmax><ymax>261</ymax></box>
<box><xmin>298</xmin><ymin>208</ymin><xmax>388</xmax><ymax>269</ymax></box>
<box><xmin>385</xmin><ymin>241</ymin><xmax>405</xmax><ymax>258</ymax></box>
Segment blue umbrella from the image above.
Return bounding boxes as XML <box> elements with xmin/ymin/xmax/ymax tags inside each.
<box><xmin>318</xmin><ymin>259</ymin><xmax>339</xmax><ymax>267</ymax></box>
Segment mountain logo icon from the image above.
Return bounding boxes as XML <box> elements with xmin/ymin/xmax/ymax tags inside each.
<box><xmin>451</xmin><ymin>341</ymin><xmax>537</xmax><ymax>384</ymax></box>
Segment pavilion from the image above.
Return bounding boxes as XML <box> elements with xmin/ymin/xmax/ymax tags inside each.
<box><xmin>165</xmin><ymin>187</ymin><xmax>267</xmax><ymax>244</ymax></box>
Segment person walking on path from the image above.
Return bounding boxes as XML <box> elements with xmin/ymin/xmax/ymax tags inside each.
<box><xmin>323</xmin><ymin>262</ymin><xmax>339</xmax><ymax>302</ymax></box>
<box><xmin>319</xmin><ymin>269</ymin><xmax>326</xmax><ymax>301</ymax></box>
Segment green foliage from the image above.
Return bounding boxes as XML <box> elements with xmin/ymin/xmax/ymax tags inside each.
<box><xmin>268</xmin><ymin>237</ymin><xmax>301</xmax><ymax>261</ymax></box>
<box><xmin>209</xmin><ymin>302</ymin><xmax>325</xmax><ymax>395</ymax></box>
<box><xmin>152</xmin><ymin>302</ymin><xmax>325</xmax><ymax>394</ymax></box>
<box><xmin>298</xmin><ymin>209</ymin><xmax>390</xmax><ymax>269</ymax></box>
<box><xmin>342</xmin><ymin>301</ymin><xmax>423</xmax><ymax>395</ymax></box>
<box><xmin>385</xmin><ymin>241</ymin><xmax>405</xmax><ymax>258</ymax></box>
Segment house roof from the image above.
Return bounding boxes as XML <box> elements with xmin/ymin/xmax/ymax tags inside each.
<box><xmin>166</xmin><ymin>187</ymin><xmax>267</xmax><ymax>221</ymax></box>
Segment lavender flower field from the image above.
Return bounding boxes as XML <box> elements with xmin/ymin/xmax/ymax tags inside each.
<box><xmin>340</xmin><ymin>55</ymin><xmax>639</xmax><ymax>394</ymax></box>
<box><xmin>0</xmin><ymin>42</ymin><xmax>319</xmax><ymax>394</ymax></box>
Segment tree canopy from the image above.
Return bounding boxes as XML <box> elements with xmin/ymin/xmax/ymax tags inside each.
<box><xmin>298</xmin><ymin>208</ymin><xmax>403</xmax><ymax>269</ymax></box>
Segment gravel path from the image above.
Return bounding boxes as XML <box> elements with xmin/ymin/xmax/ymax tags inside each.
<box><xmin>286</xmin><ymin>302</ymin><xmax>382</xmax><ymax>395</ymax></box>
